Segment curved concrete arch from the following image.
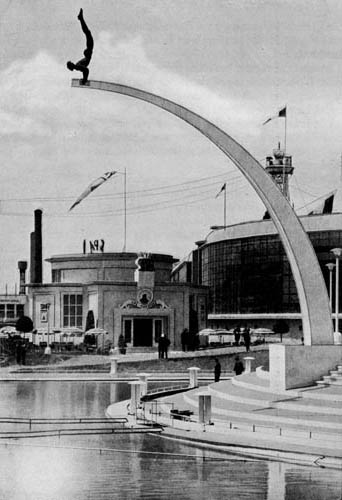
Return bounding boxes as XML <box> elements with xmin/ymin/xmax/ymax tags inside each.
<box><xmin>71</xmin><ymin>79</ymin><xmax>333</xmax><ymax>345</ymax></box>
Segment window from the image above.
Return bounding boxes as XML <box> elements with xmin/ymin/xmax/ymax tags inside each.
<box><xmin>0</xmin><ymin>305</ymin><xmax>4</xmax><ymax>319</ymax></box>
<box><xmin>63</xmin><ymin>294</ymin><xmax>83</xmax><ymax>328</ymax></box>
<box><xmin>200</xmin><ymin>303</ymin><xmax>206</xmax><ymax>322</ymax></box>
<box><xmin>154</xmin><ymin>319</ymin><xmax>162</xmax><ymax>342</ymax></box>
<box><xmin>6</xmin><ymin>304</ymin><xmax>15</xmax><ymax>319</ymax></box>
<box><xmin>17</xmin><ymin>304</ymin><xmax>24</xmax><ymax>317</ymax></box>
<box><xmin>123</xmin><ymin>319</ymin><xmax>132</xmax><ymax>344</ymax></box>
<box><xmin>52</xmin><ymin>270</ymin><xmax>61</xmax><ymax>283</ymax></box>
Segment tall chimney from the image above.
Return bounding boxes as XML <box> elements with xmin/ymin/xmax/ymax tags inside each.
<box><xmin>18</xmin><ymin>261</ymin><xmax>27</xmax><ymax>294</ymax></box>
<box><xmin>30</xmin><ymin>209</ymin><xmax>43</xmax><ymax>284</ymax></box>
<box><xmin>30</xmin><ymin>231</ymin><xmax>36</xmax><ymax>283</ymax></box>
<box><xmin>34</xmin><ymin>209</ymin><xmax>43</xmax><ymax>283</ymax></box>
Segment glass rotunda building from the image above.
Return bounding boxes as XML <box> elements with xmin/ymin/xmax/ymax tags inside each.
<box><xmin>172</xmin><ymin>145</ymin><xmax>342</xmax><ymax>337</ymax></box>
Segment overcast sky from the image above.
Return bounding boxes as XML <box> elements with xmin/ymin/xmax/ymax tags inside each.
<box><xmin>1</xmin><ymin>0</ymin><xmax>342</xmax><ymax>288</ymax></box>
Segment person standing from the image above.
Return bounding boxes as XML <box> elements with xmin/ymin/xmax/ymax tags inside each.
<box><xmin>16</xmin><ymin>342</ymin><xmax>22</xmax><ymax>364</ymax></box>
<box><xmin>234</xmin><ymin>325</ymin><xmax>241</xmax><ymax>346</ymax></box>
<box><xmin>233</xmin><ymin>355</ymin><xmax>244</xmax><ymax>375</ymax></box>
<box><xmin>214</xmin><ymin>358</ymin><xmax>221</xmax><ymax>382</ymax></box>
<box><xmin>243</xmin><ymin>326</ymin><xmax>251</xmax><ymax>352</ymax></box>
<box><xmin>21</xmin><ymin>342</ymin><xmax>27</xmax><ymax>365</ymax></box>
<box><xmin>158</xmin><ymin>334</ymin><xmax>170</xmax><ymax>359</ymax></box>
<box><xmin>181</xmin><ymin>328</ymin><xmax>188</xmax><ymax>352</ymax></box>
<box><xmin>118</xmin><ymin>334</ymin><xmax>127</xmax><ymax>354</ymax></box>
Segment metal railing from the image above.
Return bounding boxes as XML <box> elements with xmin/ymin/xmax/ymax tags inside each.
<box><xmin>142</xmin><ymin>383</ymin><xmax>190</xmax><ymax>399</ymax></box>
<box><xmin>0</xmin><ymin>415</ymin><xmax>164</xmax><ymax>439</ymax></box>
<box><xmin>138</xmin><ymin>402</ymin><xmax>340</xmax><ymax>443</ymax></box>
<box><xmin>0</xmin><ymin>416</ymin><xmax>127</xmax><ymax>429</ymax></box>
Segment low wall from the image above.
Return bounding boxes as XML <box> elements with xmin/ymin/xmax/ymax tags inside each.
<box><xmin>116</xmin><ymin>350</ymin><xmax>269</xmax><ymax>373</ymax></box>
<box><xmin>269</xmin><ymin>344</ymin><xmax>342</xmax><ymax>391</ymax></box>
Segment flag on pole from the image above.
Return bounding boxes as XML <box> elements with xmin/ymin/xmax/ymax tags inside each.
<box><xmin>215</xmin><ymin>183</ymin><xmax>226</xmax><ymax>198</ymax></box>
<box><xmin>69</xmin><ymin>171</ymin><xmax>117</xmax><ymax>211</ymax></box>
<box><xmin>308</xmin><ymin>189</ymin><xmax>337</xmax><ymax>215</ymax></box>
<box><xmin>263</xmin><ymin>106</ymin><xmax>287</xmax><ymax>125</ymax></box>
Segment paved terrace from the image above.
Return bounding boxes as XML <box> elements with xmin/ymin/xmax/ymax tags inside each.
<box><xmin>0</xmin><ymin>345</ymin><xmax>269</xmax><ymax>381</ymax></box>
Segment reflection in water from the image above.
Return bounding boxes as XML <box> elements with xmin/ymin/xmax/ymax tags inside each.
<box><xmin>0</xmin><ymin>381</ymin><xmax>340</xmax><ymax>500</ymax></box>
<box><xmin>268</xmin><ymin>461</ymin><xmax>285</xmax><ymax>500</ymax></box>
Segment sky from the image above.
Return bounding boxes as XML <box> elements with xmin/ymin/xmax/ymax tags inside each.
<box><xmin>1</xmin><ymin>0</ymin><xmax>342</xmax><ymax>289</ymax></box>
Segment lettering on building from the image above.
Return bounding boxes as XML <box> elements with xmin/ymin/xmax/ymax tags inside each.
<box><xmin>83</xmin><ymin>239</ymin><xmax>105</xmax><ymax>254</ymax></box>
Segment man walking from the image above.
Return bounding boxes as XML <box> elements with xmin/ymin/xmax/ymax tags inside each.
<box><xmin>214</xmin><ymin>358</ymin><xmax>221</xmax><ymax>382</ymax></box>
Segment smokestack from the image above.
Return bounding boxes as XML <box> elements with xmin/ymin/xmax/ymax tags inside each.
<box><xmin>34</xmin><ymin>209</ymin><xmax>43</xmax><ymax>283</ymax></box>
<box><xmin>30</xmin><ymin>209</ymin><xmax>43</xmax><ymax>284</ymax></box>
<box><xmin>18</xmin><ymin>261</ymin><xmax>28</xmax><ymax>295</ymax></box>
<box><xmin>30</xmin><ymin>232</ymin><xmax>36</xmax><ymax>283</ymax></box>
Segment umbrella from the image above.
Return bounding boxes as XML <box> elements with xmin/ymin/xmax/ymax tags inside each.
<box><xmin>252</xmin><ymin>328</ymin><xmax>274</xmax><ymax>335</ymax></box>
<box><xmin>0</xmin><ymin>326</ymin><xmax>17</xmax><ymax>335</ymax></box>
<box><xmin>85</xmin><ymin>328</ymin><xmax>107</xmax><ymax>336</ymax></box>
<box><xmin>63</xmin><ymin>328</ymin><xmax>84</xmax><ymax>335</ymax></box>
<box><xmin>198</xmin><ymin>328</ymin><xmax>216</xmax><ymax>336</ymax></box>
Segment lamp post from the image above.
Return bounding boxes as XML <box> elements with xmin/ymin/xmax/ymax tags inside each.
<box><xmin>330</xmin><ymin>248</ymin><xmax>342</xmax><ymax>335</ymax></box>
<box><xmin>46</xmin><ymin>303</ymin><xmax>50</xmax><ymax>348</ymax></box>
<box><xmin>326</xmin><ymin>263</ymin><xmax>335</xmax><ymax>311</ymax></box>
<box><xmin>43</xmin><ymin>303</ymin><xmax>51</xmax><ymax>356</ymax></box>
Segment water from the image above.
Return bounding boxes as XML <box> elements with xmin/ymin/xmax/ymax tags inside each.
<box><xmin>0</xmin><ymin>381</ymin><xmax>341</xmax><ymax>500</ymax></box>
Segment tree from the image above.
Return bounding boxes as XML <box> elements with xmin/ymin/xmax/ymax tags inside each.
<box><xmin>85</xmin><ymin>310</ymin><xmax>95</xmax><ymax>332</ymax></box>
<box><xmin>16</xmin><ymin>315</ymin><xmax>33</xmax><ymax>334</ymax></box>
<box><xmin>273</xmin><ymin>320</ymin><xmax>289</xmax><ymax>342</ymax></box>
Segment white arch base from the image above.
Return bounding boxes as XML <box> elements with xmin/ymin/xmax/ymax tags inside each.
<box><xmin>71</xmin><ymin>78</ymin><xmax>333</xmax><ymax>346</ymax></box>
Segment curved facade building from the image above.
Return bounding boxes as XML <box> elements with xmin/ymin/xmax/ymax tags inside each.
<box><xmin>200</xmin><ymin>213</ymin><xmax>342</xmax><ymax>315</ymax></box>
<box><xmin>173</xmin><ymin>146</ymin><xmax>342</xmax><ymax>336</ymax></box>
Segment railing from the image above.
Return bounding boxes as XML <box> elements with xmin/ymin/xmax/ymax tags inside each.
<box><xmin>0</xmin><ymin>415</ymin><xmax>163</xmax><ymax>438</ymax></box>
<box><xmin>139</xmin><ymin>401</ymin><xmax>174</xmax><ymax>426</ymax></box>
<box><xmin>0</xmin><ymin>416</ymin><xmax>127</xmax><ymax>429</ymax></box>
<box><xmin>139</xmin><ymin>402</ymin><xmax>340</xmax><ymax>443</ymax></box>
<box><xmin>142</xmin><ymin>384</ymin><xmax>190</xmax><ymax>400</ymax></box>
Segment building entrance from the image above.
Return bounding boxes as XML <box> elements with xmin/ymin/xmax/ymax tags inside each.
<box><xmin>133</xmin><ymin>318</ymin><xmax>153</xmax><ymax>346</ymax></box>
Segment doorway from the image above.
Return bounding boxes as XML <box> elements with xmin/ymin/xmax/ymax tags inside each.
<box><xmin>133</xmin><ymin>318</ymin><xmax>153</xmax><ymax>346</ymax></box>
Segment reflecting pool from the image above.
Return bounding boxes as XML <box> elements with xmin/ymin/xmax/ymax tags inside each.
<box><xmin>0</xmin><ymin>381</ymin><xmax>340</xmax><ymax>500</ymax></box>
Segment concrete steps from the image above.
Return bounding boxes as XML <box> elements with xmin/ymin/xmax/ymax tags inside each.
<box><xmin>161</xmin><ymin>370</ymin><xmax>342</xmax><ymax>438</ymax></box>
<box><xmin>315</xmin><ymin>364</ymin><xmax>342</xmax><ymax>386</ymax></box>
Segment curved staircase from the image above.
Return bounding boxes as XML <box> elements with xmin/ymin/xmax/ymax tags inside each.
<box><xmin>159</xmin><ymin>363</ymin><xmax>342</xmax><ymax>463</ymax></box>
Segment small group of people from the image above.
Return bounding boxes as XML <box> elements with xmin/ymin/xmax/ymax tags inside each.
<box><xmin>158</xmin><ymin>334</ymin><xmax>170</xmax><ymax>359</ymax></box>
<box><xmin>213</xmin><ymin>355</ymin><xmax>245</xmax><ymax>382</ymax></box>
<box><xmin>233</xmin><ymin>325</ymin><xmax>251</xmax><ymax>352</ymax></box>
<box><xmin>180</xmin><ymin>328</ymin><xmax>199</xmax><ymax>352</ymax></box>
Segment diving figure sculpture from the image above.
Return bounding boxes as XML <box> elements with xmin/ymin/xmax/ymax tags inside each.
<box><xmin>67</xmin><ymin>9</ymin><xmax>93</xmax><ymax>84</ymax></box>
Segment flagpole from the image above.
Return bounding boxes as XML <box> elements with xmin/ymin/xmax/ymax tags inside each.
<box><xmin>123</xmin><ymin>168</ymin><xmax>127</xmax><ymax>252</ymax></box>
<box><xmin>282</xmin><ymin>108</ymin><xmax>287</xmax><ymax>196</ymax></box>
<box><xmin>284</xmin><ymin>109</ymin><xmax>287</xmax><ymax>154</ymax></box>
<box><xmin>224</xmin><ymin>185</ymin><xmax>227</xmax><ymax>227</ymax></box>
